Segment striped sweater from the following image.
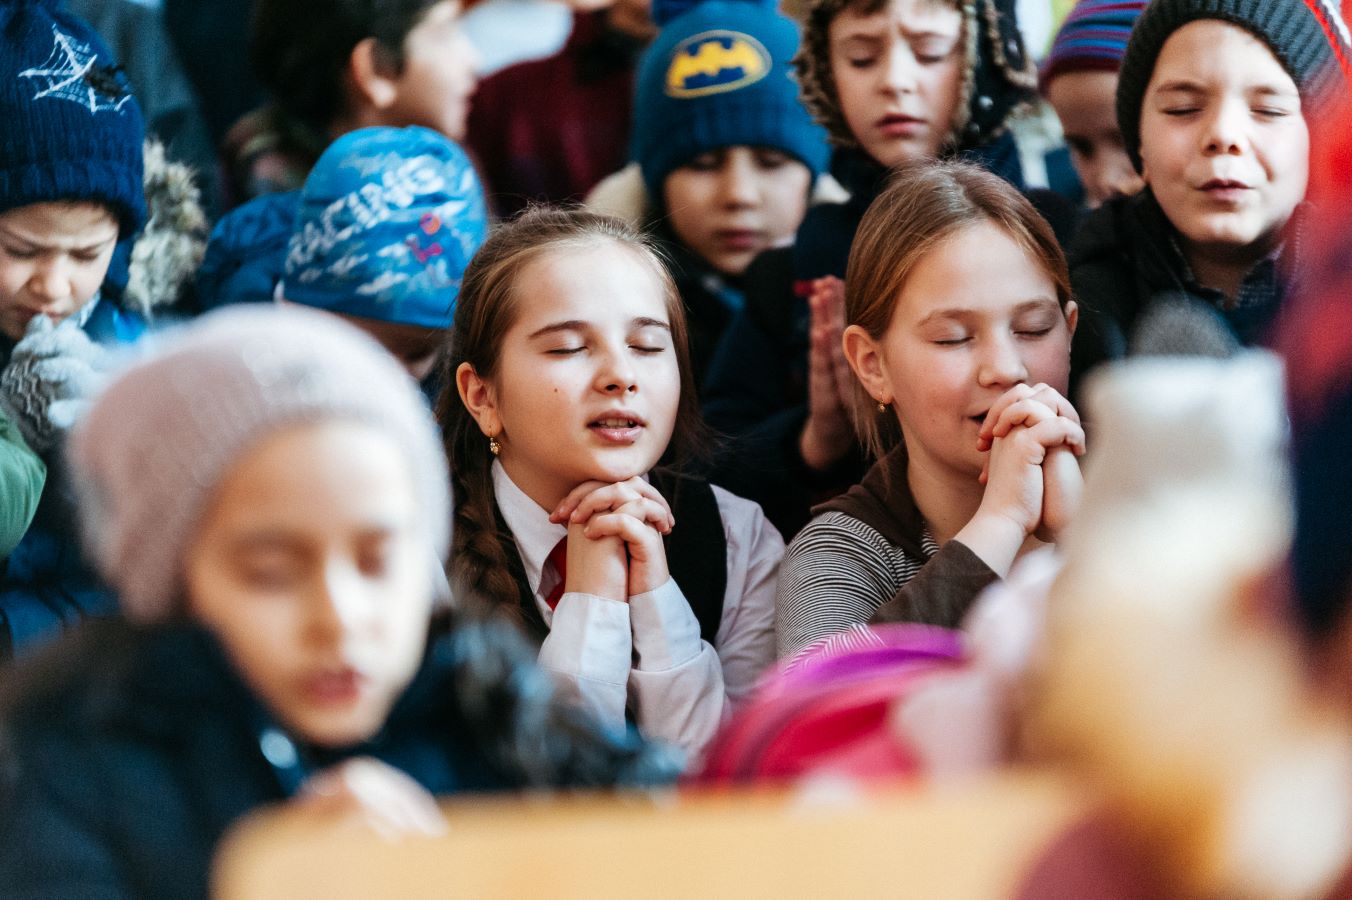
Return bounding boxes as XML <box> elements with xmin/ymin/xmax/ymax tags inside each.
<box><xmin>775</xmin><ymin>445</ymin><xmax>999</xmax><ymax>658</ymax></box>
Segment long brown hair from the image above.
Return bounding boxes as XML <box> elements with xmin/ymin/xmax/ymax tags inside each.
<box><xmin>437</xmin><ymin>205</ymin><xmax>709</xmax><ymax>614</ymax></box>
<box><xmin>844</xmin><ymin>159</ymin><xmax>1073</xmax><ymax>459</ymax></box>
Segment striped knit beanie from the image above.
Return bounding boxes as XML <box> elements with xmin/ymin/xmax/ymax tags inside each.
<box><xmin>1116</xmin><ymin>0</ymin><xmax>1340</xmax><ymax>172</ymax></box>
<box><xmin>0</xmin><ymin>0</ymin><xmax>146</xmax><ymax>235</ymax></box>
<box><xmin>1039</xmin><ymin>0</ymin><xmax>1149</xmax><ymax>92</ymax></box>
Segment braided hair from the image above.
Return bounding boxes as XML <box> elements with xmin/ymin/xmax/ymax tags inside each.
<box><xmin>436</xmin><ymin>206</ymin><xmax>709</xmax><ymax>621</ymax></box>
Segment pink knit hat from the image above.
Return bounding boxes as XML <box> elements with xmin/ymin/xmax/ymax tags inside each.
<box><xmin>67</xmin><ymin>305</ymin><xmax>450</xmax><ymax>622</ymax></box>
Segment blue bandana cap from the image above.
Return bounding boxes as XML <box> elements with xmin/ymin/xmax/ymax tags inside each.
<box><xmin>282</xmin><ymin>126</ymin><xmax>488</xmax><ymax>330</ymax></box>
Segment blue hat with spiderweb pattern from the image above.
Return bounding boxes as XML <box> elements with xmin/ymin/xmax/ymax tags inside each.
<box><xmin>0</xmin><ymin>0</ymin><xmax>146</xmax><ymax>235</ymax></box>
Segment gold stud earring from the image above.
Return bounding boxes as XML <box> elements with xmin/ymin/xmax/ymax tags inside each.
<box><xmin>877</xmin><ymin>401</ymin><xmax>888</xmax><ymax>413</ymax></box>
<box><xmin>489</xmin><ymin>435</ymin><xmax>501</xmax><ymax>456</ymax></box>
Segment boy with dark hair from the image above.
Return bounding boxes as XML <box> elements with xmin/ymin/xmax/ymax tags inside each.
<box><xmin>1069</xmin><ymin>0</ymin><xmax>1345</xmax><ymax>382</ymax></box>
<box><xmin>199</xmin><ymin>0</ymin><xmax>479</xmax><ymax>311</ymax></box>
<box><xmin>224</xmin><ymin>0</ymin><xmax>477</xmax><ymax>204</ymax></box>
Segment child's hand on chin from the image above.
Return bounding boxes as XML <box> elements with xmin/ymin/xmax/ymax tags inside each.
<box><xmin>293</xmin><ymin>757</ymin><xmax>446</xmax><ymax>841</ymax></box>
<box><xmin>551</xmin><ymin>478</ymin><xmax>674</xmax><ymax>598</ymax></box>
<box><xmin>958</xmin><ymin>385</ymin><xmax>1085</xmax><ymax>575</ymax></box>
<box><xmin>974</xmin><ymin>383</ymin><xmax>1085</xmax><ymax>544</ymax></box>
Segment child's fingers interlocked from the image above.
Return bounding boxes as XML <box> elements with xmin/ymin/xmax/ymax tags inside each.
<box><xmin>977</xmin><ymin>383</ymin><xmax>1081</xmax><ymax>452</ymax></box>
<box><xmin>552</xmin><ymin>477</ymin><xmax>674</xmax><ymax>533</ymax></box>
<box><xmin>581</xmin><ymin>496</ymin><xmax>673</xmax><ymax>538</ymax></box>
<box><xmin>581</xmin><ymin>499</ymin><xmax>671</xmax><ymax>596</ymax></box>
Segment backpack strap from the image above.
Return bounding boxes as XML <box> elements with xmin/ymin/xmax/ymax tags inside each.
<box><xmin>494</xmin><ymin>472</ymin><xmax>728</xmax><ymax>647</ymax></box>
<box><xmin>650</xmin><ymin>468</ymin><xmax>727</xmax><ymax>645</ymax></box>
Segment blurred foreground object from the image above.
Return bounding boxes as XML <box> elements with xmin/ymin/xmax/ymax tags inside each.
<box><xmin>1029</xmin><ymin>352</ymin><xmax>1352</xmax><ymax>899</ymax></box>
<box><xmin>214</xmin><ymin>776</ymin><xmax>1092</xmax><ymax>899</ymax></box>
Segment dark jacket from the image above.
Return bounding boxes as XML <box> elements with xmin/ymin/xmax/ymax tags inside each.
<box><xmin>1068</xmin><ymin>189</ymin><xmax>1296</xmax><ymax>397</ymax></box>
<box><xmin>653</xmin><ymin>229</ymin><xmax>745</xmax><ymax>390</ymax></box>
<box><xmin>0</xmin><ymin>300</ymin><xmax>153</xmax><ymax>660</ymax></box>
<box><xmin>195</xmin><ymin>190</ymin><xmax>300</xmax><ymax>311</ymax></box>
<box><xmin>0</xmin><ymin>617</ymin><xmax>675</xmax><ymax>900</ymax></box>
<box><xmin>700</xmin><ymin>142</ymin><xmax>1075</xmax><ymax>539</ymax></box>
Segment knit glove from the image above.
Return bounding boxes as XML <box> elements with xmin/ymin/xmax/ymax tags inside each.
<box><xmin>0</xmin><ymin>315</ymin><xmax>111</xmax><ymax>455</ymax></box>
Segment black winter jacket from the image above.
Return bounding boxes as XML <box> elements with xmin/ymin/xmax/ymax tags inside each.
<box><xmin>1068</xmin><ymin>189</ymin><xmax>1297</xmax><ymax>397</ymax></box>
<box><xmin>0</xmin><ymin>618</ymin><xmax>674</xmax><ymax>900</ymax></box>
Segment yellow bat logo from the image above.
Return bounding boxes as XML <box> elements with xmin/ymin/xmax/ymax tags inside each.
<box><xmin>665</xmin><ymin>31</ymin><xmax>771</xmax><ymax>99</ymax></box>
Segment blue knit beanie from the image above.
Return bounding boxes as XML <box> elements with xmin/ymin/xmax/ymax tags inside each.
<box><xmin>632</xmin><ymin>0</ymin><xmax>830</xmax><ymax>199</ymax></box>
<box><xmin>281</xmin><ymin>126</ymin><xmax>488</xmax><ymax>331</ymax></box>
<box><xmin>0</xmin><ymin>0</ymin><xmax>146</xmax><ymax>235</ymax></box>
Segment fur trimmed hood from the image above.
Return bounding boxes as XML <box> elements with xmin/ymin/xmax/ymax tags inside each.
<box><xmin>793</xmin><ymin>0</ymin><xmax>1036</xmax><ymax>153</ymax></box>
<box><xmin>120</xmin><ymin>140</ymin><xmax>208</xmax><ymax>317</ymax></box>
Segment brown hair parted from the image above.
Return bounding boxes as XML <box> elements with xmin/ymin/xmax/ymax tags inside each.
<box><xmin>844</xmin><ymin>159</ymin><xmax>1073</xmax><ymax>459</ymax></box>
<box><xmin>436</xmin><ymin>205</ymin><xmax>709</xmax><ymax>616</ymax></box>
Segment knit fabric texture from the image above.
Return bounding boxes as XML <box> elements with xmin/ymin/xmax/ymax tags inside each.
<box><xmin>0</xmin><ymin>312</ymin><xmax>111</xmax><ymax>455</ymax></box>
<box><xmin>633</xmin><ymin>0</ymin><xmax>831</xmax><ymax>196</ymax></box>
<box><xmin>793</xmin><ymin>0</ymin><xmax>1037</xmax><ymax>152</ymax></box>
<box><xmin>67</xmin><ymin>305</ymin><xmax>451</xmax><ymax>623</ymax></box>
<box><xmin>1116</xmin><ymin>0</ymin><xmax>1339</xmax><ymax>171</ymax></box>
<box><xmin>281</xmin><ymin>126</ymin><xmax>488</xmax><ymax>330</ymax></box>
<box><xmin>0</xmin><ymin>0</ymin><xmax>146</xmax><ymax>234</ymax></box>
<box><xmin>1039</xmin><ymin>0</ymin><xmax>1149</xmax><ymax>91</ymax></box>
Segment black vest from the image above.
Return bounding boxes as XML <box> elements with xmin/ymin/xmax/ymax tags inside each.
<box><xmin>494</xmin><ymin>469</ymin><xmax>728</xmax><ymax>647</ymax></box>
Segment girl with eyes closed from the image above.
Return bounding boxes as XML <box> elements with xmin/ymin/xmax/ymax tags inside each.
<box><xmin>0</xmin><ymin>306</ymin><xmax>673</xmax><ymax>900</ymax></box>
<box><xmin>443</xmin><ymin>207</ymin><xmax>782</xmax><ymax>762</ymax></box>
<box><xmin>777</xmin><ymin>161</ymin><xmax>1083</xmax><ymax>659</ymax></box>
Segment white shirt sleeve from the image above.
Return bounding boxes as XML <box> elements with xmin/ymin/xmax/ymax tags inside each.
<box><xmin>534</xmin><ymin>487</ymin><xmax>783</xmax><ymax>761</ymax></box>
<box><xmin>535</xmin><ymin>592</ymin><xmax>631</xmax><ymax>733</ymax></box>
<box><xmin>627</xmin><ymin>488</ymin><xmax>783</xmax><ymax>758</ymax></box>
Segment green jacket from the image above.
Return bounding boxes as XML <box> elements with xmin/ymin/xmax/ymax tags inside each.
<box><xmin>0</xmin><ymin>409</ymin><xmax>44</xmax><ymax>559</ymax></box>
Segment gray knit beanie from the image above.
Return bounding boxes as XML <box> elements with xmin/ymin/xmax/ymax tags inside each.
<box><xmin>67</xmin><ymin>305</ymin><xmax>450</xmax><ymax>623</ymax></box>
<box><xmin>1116</xmin><ymin>0</ymin><xmax>1339</xmax><ymax>172</ymax></box>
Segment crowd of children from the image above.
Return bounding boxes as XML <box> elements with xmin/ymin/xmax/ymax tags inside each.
<box><xmin>0</xmin><ymin>0</ymin><xmax>1349</xmax><ymax>893</ymax></box>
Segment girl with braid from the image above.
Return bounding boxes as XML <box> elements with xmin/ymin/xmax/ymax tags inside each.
<box><xmin>441</xmin><ymin>207</ymin><xmax>781</xmax><ymax>762</ymax></box>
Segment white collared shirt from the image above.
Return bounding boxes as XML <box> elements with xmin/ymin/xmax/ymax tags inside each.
<box><xmin>491</xmin><ymin>461</ymin><xmax>782</xmax><ymax>761</ymax></box>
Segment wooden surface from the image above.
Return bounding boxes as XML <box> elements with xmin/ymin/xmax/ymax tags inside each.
<box><xmin>213</xmin><ymin>773</ymin><xmax>1089</xmax><ymax>899</ymax></box>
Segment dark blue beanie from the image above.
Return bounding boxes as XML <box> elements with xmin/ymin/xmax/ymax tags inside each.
<box><xmin>281</xmin><ymin>126</ymin><xmax>488</xmax><ymax>330</ymax></box>
<box><xmin>632</xmin><ymin>0</ymin><xmax>830</xmax><ymax>198</ymax></box>
<box><xmin>0</xmin><ymin>0</ymin><xmax>146</xmax><ymax>235</ymax></box>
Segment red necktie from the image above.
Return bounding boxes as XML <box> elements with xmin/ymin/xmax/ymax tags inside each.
<box><xmin>543</xmin><ymin>537</ymin><xmax>568</xmax><ymax>609</ymax></box>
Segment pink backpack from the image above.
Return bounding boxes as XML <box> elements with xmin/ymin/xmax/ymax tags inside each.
<box><xmin>696</xmin><ymin>625</ymin><xmax>965</xmax><ymax>785</ymax></box>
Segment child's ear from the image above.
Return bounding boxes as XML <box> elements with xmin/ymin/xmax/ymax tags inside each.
<box><xmin>348</xmin><ymin>37</ymin><xmax>399</xmax><ymax>111</ymax></box>
<box><xmin>1064</xmin><ymin>300</ymin><xmax>1079</xmax><ymax>339</ymax></box>
<box><xmin>456</xmin><ymin>362</ymin><xmax>502</xmax><ymax>438</ymax></box>
<box><xmin>842</xmin><ymin>324</ymin><xmax>893</xmax><ymax>405</ymax></box>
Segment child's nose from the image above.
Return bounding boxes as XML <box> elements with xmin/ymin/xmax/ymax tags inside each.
<box><xmin>594</xmin><ymin>346</ymin><xmax>638</xmax><ymax>394</ymax></box>
<box><xmin>1202</xmin><ymin>100</ymin><xmax>1247</xmax><ymax>155</ymax></box>
<box><xmin>881</xmin><ymin>43</ymin><xmax>921</xmax><ymax>94</ymax></box>
<box><xmin>309</xmin><ymin>562</ymin><xmax>375</xmax><ymax>645</ymax></box>
<box><xmin>26</xmin><ymin>258</ymin><xmax>69</xmax><ymax>303</ymax></box>
<box><xmin>718</xmin><ymin>153</ymin><xmax>760</xmax><ymax>208</ymax></box>
<box><xmin>977</xmin><ymin>335</ymin><xmax>1028</xmax><ymax>388</ymax></box>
